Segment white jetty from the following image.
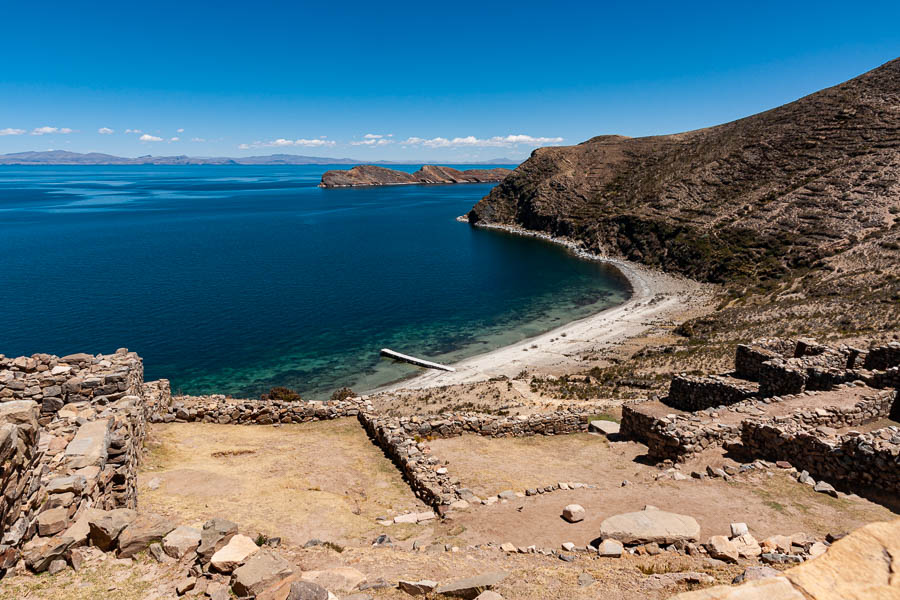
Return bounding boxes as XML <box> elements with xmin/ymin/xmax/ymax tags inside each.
<box><xmin>380</xmin><ymin>348</ymin><xmax>456</xmax><ymax>372</ymax></box>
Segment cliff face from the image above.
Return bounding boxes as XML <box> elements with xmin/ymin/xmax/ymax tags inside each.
<box><xmin>469</xmin><ymin>58</ymin><xmax>900</xmax><ymax>285</ymax></box>
<box><xmin>320</xmin><ymin>164</ymin><xmax>511</xmax><ymax>188</ymax></box>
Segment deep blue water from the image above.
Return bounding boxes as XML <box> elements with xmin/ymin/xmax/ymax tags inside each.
<box><xmin>0</xmin><ymin>165</ymin><xmax>630</xmax><ymax>398</ymax></box>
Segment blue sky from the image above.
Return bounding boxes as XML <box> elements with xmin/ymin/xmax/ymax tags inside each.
<box><xmin>1</xmin><ymin>0</ymin><xmax>898</xmax><ymax>161</ymax></box>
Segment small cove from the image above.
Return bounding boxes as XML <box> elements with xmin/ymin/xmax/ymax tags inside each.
<box><xmin>0</xmin><ymin>165</ymin><xmax>631</xmax><ymax>398</ymax></box>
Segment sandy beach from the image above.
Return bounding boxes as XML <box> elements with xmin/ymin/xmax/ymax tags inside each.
<box><xmin>381</xmin><ymin>223</ymin><xmax>714</xmax><ymax>392</ymax></box>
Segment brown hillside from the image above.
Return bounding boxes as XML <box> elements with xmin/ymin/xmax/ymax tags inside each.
<box><xmin>470</xmin><ymin>58</ymin><xmax>900</xmax><ymax>285</ymax></box>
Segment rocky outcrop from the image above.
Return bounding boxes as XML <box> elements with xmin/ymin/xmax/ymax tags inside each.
<box><xmin>668</xmin><ymin>518</ymin><xmax>900</xmax><ymax>599</ymax></box>
<box><xmin>319</xmin><ymin>164</ymin><xmax>511</xmax><ymax>188</ymax></box>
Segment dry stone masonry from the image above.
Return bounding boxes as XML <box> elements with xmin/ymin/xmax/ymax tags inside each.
<box><xmin>621</xmin><ymin>337</ymin><xmax>899</xmax><ymax>495</ymax></box>
<box><xmin>0</xmin><ymin>349</ymin><xmax>170</xmax><ymax>573</ymax></box>
<box><xmin>358</xmin><ymin>408</ymin><xmax>593</xmax><ymax>508</ymax></box>
<box><xmin>151</xmin><ymin>394</ymin><xmax>370</xmax><ymax>425</ymax></box>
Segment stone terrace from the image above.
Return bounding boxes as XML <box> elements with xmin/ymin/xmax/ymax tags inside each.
<box><xmin>621</xmin><ymin>338</ymin><xmax>900</xmax><ymax>496</ymax></box>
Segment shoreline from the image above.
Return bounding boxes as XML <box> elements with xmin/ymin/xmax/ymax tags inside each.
<box><xmin>372</xmin><ymin>221</ymin><xmax>714</xmax><ymax>392</ymax></box>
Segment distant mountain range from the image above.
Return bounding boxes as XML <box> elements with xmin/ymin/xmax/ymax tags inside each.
<box><xmin>0</xmin><ymin>150</ymin><xmax>520</xmax><ymax>166</ymax></box>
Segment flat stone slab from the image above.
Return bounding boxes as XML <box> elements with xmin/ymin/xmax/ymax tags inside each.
<box><xmin>210</xmin><ymin>534</ymin><xmax>259</xmax><ymax>573</ymax></box>
<box><xmin>163</xmin><ymin>525</ymin><xmax>202</xmax><ymax>559</ymax></box>
<box><xmin>599</xmin><ymin>508</ymin><xmax>700</xmax><ymax>545</ymax></box>
<box><xmin>231</xmin><ymin>549</ymin><xmax>294</xmax><ymax>597</ymax></box>
<box><xmin>65</xmin><ymin>418</ymin><xmax>112</xmax><ymax>468</ymax></box>
<box><xmin>589</xmin><ymin>420</ymin><xmax>620</xmax><ymax>435</ymax></box>
<box><xmin>434</xmin><ymin>572</ymin><xmax>508</xmax><ymax>599</ymax></box>
<box><xmin>300</xmin><ymin>567</ymin><xmax>365</xmax><ymax>592</ymax></box>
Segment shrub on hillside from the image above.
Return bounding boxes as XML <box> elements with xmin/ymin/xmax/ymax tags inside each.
<box><xmin>262</xmin><ymin>386</ymin><xmax>302</xmax><ymax>402</ymax></box>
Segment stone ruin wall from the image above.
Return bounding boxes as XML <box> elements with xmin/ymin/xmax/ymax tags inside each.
<box><xmin>0</xmin><ymin>351</ymin><xmax>171</xmax><ymax>566</ymax></box>
<box><xmin>863</xmin><ymin>342</ymin><xmax>900</xmax><ymax>371</ymax></box>
<box><xmin>0</xmin><ymin>351</ymin><xmax>144</xmax><ymax>422</ymax></box>
<box><xmin>358</xmin><ymin>409</ymin><xmax>592</xmax><ymax>509</ymax></box>
<box><xmin>664</xmin><ymin>338</ymin><xmax>900</xmax><ymax>416</ymax></box>
<box><xmin>0</xmin><ymin>403</ymin><xmax>42</xmax><ymax>567</ymax></box>
<box><xmin>151</xmin><ymin>394</ymin><xmax>368</xmax><ymax>425</ymax></box>
<box><xmin>741</xmin><ymin>414</ymin><xmax>900</xmax><ymax>494</ymax></box>
<box><xmin>665</xmin><ymin>375</ymin><xmax>757</xmax><ymax>411</ymax></box>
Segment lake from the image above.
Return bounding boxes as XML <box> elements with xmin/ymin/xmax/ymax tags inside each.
<box><xmin>0</xmin><ymin>165</ymin><xmax>630</xmax><ymax>398</ymax></box>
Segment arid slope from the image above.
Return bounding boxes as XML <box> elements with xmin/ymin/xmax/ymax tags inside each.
<box><xmin>469</xmin><ymin>58</ymin><xmax>900</xmax><ymax>349</ymax></box>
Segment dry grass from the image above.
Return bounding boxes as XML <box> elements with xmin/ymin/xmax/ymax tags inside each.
<box><xmin>139</xmin><ymin>419</ymin><xmax>425</xmax><ymax>546</ymax></box>
<box><xmin>428</xmin><ymin>433</ymin><xmax>620</xmax><ymax>496</ymax></box>
<box><xmin>0</xmin><ymin>555</ymin><xmax>165</xmax><ymax>600</ymax></box>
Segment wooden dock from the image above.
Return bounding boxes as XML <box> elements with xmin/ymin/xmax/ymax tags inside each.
<box><xmin>380</xmin><ymin>348</ymin><xmax>456</xmax><ymax>372</ymax></box>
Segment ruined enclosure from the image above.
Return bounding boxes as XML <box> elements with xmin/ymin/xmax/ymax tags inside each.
<box><xmin>620</xmin><ymin>339</ymin><xmax>900</xmax><ymax>490</ymax></box>
<box><xmin>139</xmin><ymin>419</ymin><xmax>425</xmax><ymax>546</ymax></box>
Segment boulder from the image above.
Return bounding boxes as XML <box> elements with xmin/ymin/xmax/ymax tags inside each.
<box><xmin>398</xmin><ymin>580</ymin><xmax>438</xmax><ymax>595</ymax></box>
<box><xmin>210</xmin><ymin>534</ymin><xmax>259</xmax><ymax>573</ymax></box>
<box><xmin>761</xmin><ymin>535</ymin><xmax>792</xmax><ymax>554</ymax></box>
<box><xmin>733</xmin><ymin>533</ymin><xmax>762</xmax><ymax>558</ymax></box>
<box><xmin>117</xmin><ymin>513</ymin><xmax>176</xmax><ymax>558</ymax></box>
<box><xmin>300</xmin><ymin>567</ymin><xmax>366</xmax><ymax>592</ymax></box>
<box><xmin>813</xmin><ymin>481</ymin><xmax>838</xmax><ymax>498</ymax></box>
<box><xmin>163</xmin><ymin>526</ymin><xmax>202</xmax><ymax>560</ymax></box>
<box><xmin>287</xmin><ymin>581</ymin><xmax>329</xmax><ymax>600</ymax></box>
<box><xmin>47</xmin><ymin>559</ymin><xmax>68</xmax><ymax>575</ymax></box>
<box><xmin>808</xmin><ymin>541</ymin><xmax>827</xmax><ymax>558</ymax></box>
<box><xmin>706</xmin><ymin>535</ymin><xmax>739</xmax><ymax>563</ymax></box>
<box><xmin>36</xmin><ymin>508</ymin><xmax>69</xmax><ymax>537</ymax></box>
<box><xmin>206</xmin><ymin>581</ymin><xmax>231</xmax><ymax>600</ymax></box>
<box><xmin>598</xmin><ymin>509</ymin><xmax>700</xmax><ymax>544</ymax></box>
<box><xmin>231</xmin><ymin>549</ymin><xmax>295</xmax><ymax>597</ymax></box>
<box><xmin>0</xmin><ymin>400</ymin><xmax>39</xmax><ymax>434</ymax></box>
<box><xmin>257</xmin><ymin>574</ymin><xmax>300</xmax><ymax>600</ymax></box>
<box><xmin>88</xmin><ymin>508</ymin><xmax>138</xmax><ymax>551</ymax></box>
<box><xmin>562</xmin><ymin>504</ymin><xmax>585</xmax><ymax>523</ymax></box>
<box><xmin>730</xmin><ymin>522</ymin><xmax>749</xmax><ymax>537</ymax></box>
<box><xmin>732</xmin><ymin>566</ymin><xmax>780</xmax><ymax>584</ymax></box>
<box><xmin>21</xmin><ymin>535</ymin><xmax>73</xmax><ymax>572</ymax></box>
<box><xmin>784</xmin><ymin>519</ymin><xmax>900</xmax><ymax>599</ymax></box>
<box><xmin>597</xmin><ymin>539</ymin><xmax>624</xmax><ymax>557</ymax></box>
<box><xmin>198</xmin><ymin>518</ymin><xmax>238</xmax><ymax>562</ymax></box>
<box><xmin>434</xmin><ymin>572</ymin><xmax>508</xmax><ymax>599</ymax></box>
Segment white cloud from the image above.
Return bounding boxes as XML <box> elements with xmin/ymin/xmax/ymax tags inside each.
<box><xmin>191</xmin><ymin>137</ymin><xmax>205</xmax><ymax>142</ymax></box>
<box><xmin>169</xmin><ymin>137</ymin><xmax>180</xmax><ymax>142</ymax></box>
<box><xmin>177</xmin><ymin>128</ymin><xmax>184</xmax><ymax>133</ymax></box>
<box><xmin>401</xmin><ymin>134</ymin><xmax>563</xmax><ymax>148</ymax></box>
<box><xmin>125</xmin><ymin>128</ymin><xmax>142</xmax><ymax>134</ymax></box>
<box><xmin>350</xmin><ymin>137</ymin><xmax>393</xmax><ymax>146</ymax></box>
<box><xmin>140</xmin><ymin>134</ymin><xmax>163</xmax><ymax>142</ymax></box>
<box><xmin>0</xmin><ymin>128</ymin><xmax>25</xmax><ymax>136</ymax></box>
<box><xmin>363</xmin><ymin>133</ymin><xmax>383</xmax><ymax>139</ymax></box>
<box><xmin>98</xmin><ymin>127</ymin><xmax>115</xmax><ymax>134</ymax></box>
<box><xmin>240</xmin><ymin>138</ymin><xmax>336</xmax><ymax>149</ymax></box>
<box><xmin>31</xmin><ymin>126</ymin><xmax>73</xmax><ymax>136</ymax></box>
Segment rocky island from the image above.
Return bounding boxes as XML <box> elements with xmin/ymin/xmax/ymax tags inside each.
<box><xmin>319</xmin><ymin>164</ymin><xmax>512</xmax><ymax>188</ymax></box>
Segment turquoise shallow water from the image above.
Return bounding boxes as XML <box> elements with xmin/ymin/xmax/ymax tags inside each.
<box><xmin>0</xmin><ymin>165</ymin><xmax>630</xmax><ymax>399</ymax></box>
